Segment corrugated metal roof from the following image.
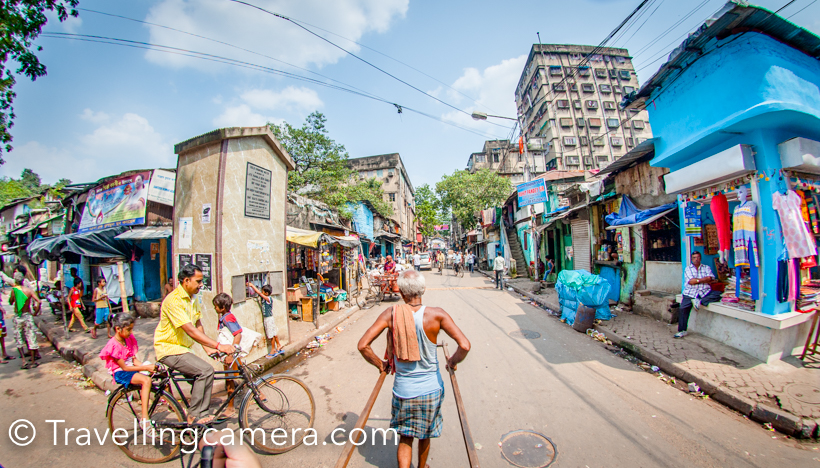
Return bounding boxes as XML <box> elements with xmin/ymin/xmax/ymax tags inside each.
<box><xmin>597</xmin><ymin>139</ymin><xmax>656</xmax><ymax>176</ymax></box>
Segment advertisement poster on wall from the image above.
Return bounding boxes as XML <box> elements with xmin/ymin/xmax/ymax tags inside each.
<box><xmin>78</xmin><ymin>171</ymin><xmax>152</xmax><ymax>232</ymax></box>
<box><xmin>517</xmin><ymin>179</ymin><xmax>548</xmax><ymax>207</ymax></box>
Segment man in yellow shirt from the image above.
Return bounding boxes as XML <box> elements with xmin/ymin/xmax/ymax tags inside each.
<box><xmin>155</xmin><ymin>264</ymin><xmax>235</xmax><ymax>424</ymax></box>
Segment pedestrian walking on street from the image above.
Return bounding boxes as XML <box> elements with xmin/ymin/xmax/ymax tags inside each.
<box><xmin>413</xmin><ymin>252</ymin><xmax>421</xmax><ymax>271</ymax></box>
<box><xmin>676</xmin><ymin>252</ymin><xmax>721</xmax><ymax>338</ymax></box>
<box><xmin>466</xmin><ymin>252</ymin><xmax>475</xmax><ymax>273</ymax></box>
<box><xmin>493</xmin><ymin>251</ymin><xmax>507</xmax><ymax>289</ymax></box>
<box><xmin>9</xmin><ymin>272</ymin><xmax>41</xmax><ymax>369</ymax></box>
<box><xmin>67</xmin><ymin>278</ymin><xmax>90</xmax><ymax>333</ymax></box>
<box><xmin>358</xmin><ymin>270</ymin><xmax>471</xmax><ymax>468</ymax></box>
<box><xmin>0</xmin><ymin>302</ymin><xmax>14</xmax><ymax>364</ymax></box>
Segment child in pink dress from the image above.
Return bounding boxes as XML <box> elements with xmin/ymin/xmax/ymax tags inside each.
<box><xmin>100</xmin><ymin>314</ymin><xmax>155</xmax><ymax>431</ymax></box>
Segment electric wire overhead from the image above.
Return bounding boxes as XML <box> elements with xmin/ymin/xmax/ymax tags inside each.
<box><xmin>227</xmin><ymin>0</ymin><xmax>512</xmax><ymax>130</ymax></box>
<box><xmin>40</xmin><ymin>32</ymin><xmax>505</xmax><ymax>140</ymax></box>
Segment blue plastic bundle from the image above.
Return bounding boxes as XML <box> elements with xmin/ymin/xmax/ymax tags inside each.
<box><xmin>556</xmin><ymin>270</ymin><xmax>613</xmax><ymax>324</ymax></box>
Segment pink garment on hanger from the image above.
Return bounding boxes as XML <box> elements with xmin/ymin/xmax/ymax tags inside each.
<box><xmin>772</xmin><ymin>190</ymin><xmax>817</xmax><ymax>259</ymax></box>
<box><xmin>710</xmin><ymin>192</ymin><xmax>732</xmax><ymax>252</ymax></box>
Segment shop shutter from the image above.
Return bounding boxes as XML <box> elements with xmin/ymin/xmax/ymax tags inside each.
<box><xmin>571</xmin><ymin>219</ymin><xmax>591</xmax><ymax>272</ymax></box>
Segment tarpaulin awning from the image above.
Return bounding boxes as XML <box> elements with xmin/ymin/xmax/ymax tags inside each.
<box><xmin>27</xmin><ymin>227</ymin><xmax>134</xmax><ymax>263</ymax></box>
<box><xmin>286</xmin><ymin>226</ymin><xmax>359</xmax><ymax>249</ymax></box>
<box><xmin>606</xmin><ymin>207</ymin><xmax>676</xmax><ymax>230</ymax></box>
<box><xmin>115</xmin><ymin>226</ymin><xmax>173</xmax><ymax>240</ymax></box>
<box><xmin>374</xmin><ymin>229</ymin><xmax>400</xmax><ymax>241</ymax></box>
<box><xmin>287</xmin><ymin>226</ymin><xmax>324</xmax><ymax>248</ymax></box>
<box><xmin>604</xmin><ymin>196</ymin><xmax>677</xmax><ymax>228</ymax></box>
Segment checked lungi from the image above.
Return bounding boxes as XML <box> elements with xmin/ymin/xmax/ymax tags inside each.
<box><xmin>390</xmin><ymin>388</ymin><xmax>444</xmax><ymax>439</ymax></box>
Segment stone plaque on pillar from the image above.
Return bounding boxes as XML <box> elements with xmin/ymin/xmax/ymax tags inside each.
<box><xmin>245</xmin><ymin>162</ymin><xmax>271</xmax><ymax>220</ymax></box>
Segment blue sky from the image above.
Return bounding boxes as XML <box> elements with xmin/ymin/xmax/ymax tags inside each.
<box><xmin>1</xmin><ymin>0</ymin><xmax>818</xmax><ymax>189</ymax></box>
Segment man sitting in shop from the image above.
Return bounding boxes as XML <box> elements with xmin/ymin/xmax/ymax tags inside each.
<box><xmin>676</xmin><ymin>251</ymin><xmax>722</xmax><ymax>338</ymax></box>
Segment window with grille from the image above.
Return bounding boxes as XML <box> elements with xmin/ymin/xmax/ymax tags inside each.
<box><xmin>582</xmin><ymin>84</ymin><xmax>595</xmax><ymax>93</ymax></box>
<box><xmin>566</xmin><ymin>156</ymin><xmax>580</xmax><ymax>165</ymax></box>
<box><xmin>559</xmin><ymin>118</ymin><xmax>573</xmax><ymax>127</ymax></box>
<box><xmin>493</xmin><ymin>153</ymin><xmax>500</xmax><ymax>163</ymax></box>
<box><xmin>619</xmin><ymin>70</ymin><xmax>631</xmax><ymax>80</ymax></box>
<box><xmin>606</xmin><ymin>118</ymin><xmax>620</xmax><ymax>128</ymax></box>
<box><xmin>553</xmin><ymin>83</ymin><xmax>566</xmax><ymax>92</ymax></box>
<box><xmin>580</xmin><ymin>136</ymin><xmax>589</xmax><ymax>145</ymax></box>
<box><xmin>611</xmin><ymin>137</ymin><xmax>624</xmax><ymax>146</ymax></box>
<box><xmin>597</xmin><ymin>155</ymin><xmax>609</xmax><ymax>162</ymax></box>
<box><xmin>570</xmin><ymin>83</ymin><xmax>578</xmax><ymax>91</ymax></box>
<box><xmin>563</xmin><ymin>136</ymin><xmax>577</xmax><ymax>146</ymax></box>
<box><xmin>626</xmin><ymin>138</ymin><xmax>635</xmax><ymax>147</ymax></box>
<box><xmin>599</xmin><ymin>84</ymin><xmax>612</xmax><ymax>93</ymax></box>
<box><xmin>613</xmin><ymin>86</ymin><xmax>622</xmax><ymax>94</ymax></box>
<box><xmin>389</xmin><ymin>193</ymin><xmax>396</xmax><ymax>202</ymax></box>
<box><xmin>632</xmin><ymin>120</ymin><xmax>645</xmax><ymax>129</ymax></box>
<box><xmin>573</xmin><ymin>100</ymin><xmax>582</xmax><ymax>109</ymax></box>
<box><xmin>576</xmin><ymin>118</ymin><xmax>585</xmax><ymax>127</ymax></box>
<box><xmin>584</xmin><ymin>156</ymin><xmax>593</xmax><ymax>166</ymax></box>
<box><xmin>586</xmin><ymin>100</ymin><xmax>598</xmax><ymax>109</ymax></box>
<box><xmin>595</xmin><ymin>69</ymin><xmax>607</xmax><ymax>78</ymax></box>
<box><xmin>609</xmin><ymin>69</ymin><xmax>617</xmax><ymax>78</ymax></box>
<box><xmin>623</xmin><ymin>86</ymin><xmax>635</xmax><ymax>94</ymax></box>
<box><xmin>603</xmin><ymin>101</ymin><xmax>616</xmax><ymax>110</ymax></box>
<box><xmin>550</xmin><ymin>66</ymin><xmax>562</xmax><ymax>76</ymax></box>
<box><xmin>588</xmin><ymin>118</ymin><xmax>602</xmax><ymax>127</ymax></box>
<box><xmin>557</xmin><ymin>100</ymin><xmax>569</xmax><ymax>109</ymax></box>
<box><xmin>593</xmin><ymin>137</ymin><xmax>606</xmax><ymax>146</ymax></box>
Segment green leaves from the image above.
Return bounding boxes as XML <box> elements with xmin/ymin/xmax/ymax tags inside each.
<box><xmin>270</xmin><ymin>111</ymin><xmax>392</xmax><ymax>219</ymax></box>
<box><xmin>436</xmin><ymin>169</ymin><xmax>512</xmax><ymax>228</ymax></box>
<box><xmin>414</xmin><ymin>184</ymin><xmax>442</xmax><ymax>238</ymax></box>
<box><xmin>0</xmin><ymin>1</ymin><xmax>80</xmax><ymax>160</ymax></box>
<box><xmin>0</xmin><ymin>167</ymin><xmax>66</xmax><ymax>207</ymax></box>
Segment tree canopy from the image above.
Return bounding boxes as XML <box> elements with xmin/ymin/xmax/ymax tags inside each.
<box><xmin>0</xmin><ymin>168</ymin><xmax>70</xmax><ymax>207</ymax></box>
<box><xmin>0</xmin><ymin>1</ymin><xmax>79</xmax><ymax>161</ymax></box>
<box><xmin>270</xmin><ymin>111</ymin><xmax>392</xmax><ymax>218</ymax></box>
<box><xmin>436</xmin><ymin>169</ymin><xmax>512</xmax><ymax>228</ymax></box>
<box><xmin>414</xmin><ymin>184</ymin><xmax>443</xmax><ymax>238</ymax></box>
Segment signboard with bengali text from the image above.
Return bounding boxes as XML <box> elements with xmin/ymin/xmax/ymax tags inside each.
<box><xmin>78</xmin><ymin>171</ymin><xmax>151</xmax><ymax>232</ymax></box>
<box><xmin>517</xmin><ymin>179</ymin><xmax>548</xmax><ymax>208</ymax></box>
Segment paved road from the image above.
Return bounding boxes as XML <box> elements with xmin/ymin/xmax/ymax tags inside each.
<box><xmin>1</xmin><ymin>271</ymin><xmax>818</xmax><ymax>467</ymax></box>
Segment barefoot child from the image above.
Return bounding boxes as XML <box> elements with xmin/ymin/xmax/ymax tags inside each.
<box><xmin>246</xmin><ymin>282</ymin><xmax>282</xmax><ymax>358</ymax></box>
<box><xmin>100</xmin><ymin>313</ymin><xmax>156</xmax><ymax>432</ymax></box>
<box><xmin>67</xmin><ymin>278</ymin><xmax>90</xmax><ymax>333</ymax></box>
<box><xmin>92</xmin><ymin>278</ymin><xmax>112</xmax><ymax>339</ymax></box>
<box><xmin>213</xmin><ymin>293</ymin><xmax>241</xmax><ymax>418</ymax></box>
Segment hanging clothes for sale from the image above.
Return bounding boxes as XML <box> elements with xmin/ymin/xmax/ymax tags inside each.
<box><xmin>710</xmin><ymin>192</ymin><xmax>732</xmax><ymax>253</ymax></box>
<box><xmin>772</xmin><ymin>190</ymin><xmax>817</xmax><ymax>260</ymax></box>
<box><xmin>732</xmin><ymin>198</ymin><xmax>758</xmax><ymax>267</ymax></box>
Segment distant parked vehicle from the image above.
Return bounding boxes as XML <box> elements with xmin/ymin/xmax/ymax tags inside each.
<box><xmin>418</xmin><ymin>253</ymin><xmax>432</xmax><ymax>270</ymax></box>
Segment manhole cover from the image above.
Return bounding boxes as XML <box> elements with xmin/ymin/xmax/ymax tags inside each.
<box><xmin>784</xmin><ymin>383</ymin><xmax>820</xmax><ymax>405</ymax></box>
<box><xmin>510</xmin><ymin>329</ymin><xmax>541</xmax><ymax>340</ymax></box>
<box><xmin>499</xmin><ymin>430</ymin><xmax>557</xmax><ymax>468</ymax></box>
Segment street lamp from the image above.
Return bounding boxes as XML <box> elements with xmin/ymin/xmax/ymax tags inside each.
<box><xmin>471</xmin><ymin>111</ymin><xmax>518</xmax><ymax>121</ymax></box>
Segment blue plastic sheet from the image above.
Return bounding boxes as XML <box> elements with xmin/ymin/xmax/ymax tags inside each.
<box><xmin>604</xmin><ymin>196</ymin><xmax>677</xmax><ymax>227</ymax></box>
<box><xmin>556</xmin><ymin>270</ymin><xmax>612</xmax><ymax>324</ymax></box>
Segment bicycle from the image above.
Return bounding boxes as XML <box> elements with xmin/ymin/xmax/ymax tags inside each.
<box><xmin>356</xmin><ymin>274</ymin><xmax>384</xmax><ymax>309</ymax></box>
<box><xmin>106</xmin><ymin>349</ymin><xmax>315</xmax><ymax>464</ymax></box>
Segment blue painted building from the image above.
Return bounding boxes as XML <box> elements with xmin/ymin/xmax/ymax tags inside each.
<box><xmin>628</xmin><ymin>2</ymin><xmax>819</xmax><ymax>362</ymax></box>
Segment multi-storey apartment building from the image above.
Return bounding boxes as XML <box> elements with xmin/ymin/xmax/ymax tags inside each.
<box><xmin>466</xmin><ymin>139</ymin><xmax>539</xmax><ymax>184</ymax></box>
<box><xmin>515</xmin><ymin>44</ymin><xmax>652</xmax><ymax>171</ymax></box>
<box><xmin>348</xmin><ymin>153</ymin><xmax>416</xmax><ymax>243</ymax></box>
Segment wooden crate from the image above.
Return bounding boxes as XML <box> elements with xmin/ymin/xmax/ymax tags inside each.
<box><xmin>300</xmin><ymin>297</ymin><xmax>313</xmax><ymax>322</ymax></box>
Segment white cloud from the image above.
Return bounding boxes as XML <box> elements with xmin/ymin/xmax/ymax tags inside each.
<box><xmin>213</xmin><ymin>85</ymin><xmax>321</xmax><ymax>127</ymax></box>
<box><xmin>1</xmin><ymin>112</ymin><xmax>175</xmax><ymax>184</ymax></box>
<box><xmin>212</xmin><ymin>104</ymin><xmax>276</xmax><ymax>128</ymax></box>
<box><xmin>45</xmin><ymin>10</ymin><xmax>83</xmax><ymax>34</ymax></box>
<box><xmin>79</xmin><ymin>108</ymin><xmax>110</xmax><ymax>124</ymax></box>
<box><xmin>441</xmin><ymin>55</ymin><xmax>527</xmax><ymax>130</ymax></box>
<box><xmin>144</xmin><ymin>0</ymin><xmax>409</xmax><ymax>70</ymax></box>
<box><xmin>241</xmin><ymin>86</ymin><xmax>323</xmax><ymax>113</ymax></box>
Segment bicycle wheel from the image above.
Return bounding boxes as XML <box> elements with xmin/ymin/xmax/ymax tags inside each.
<box><xmin>107</xmin><ymin>387</ymin><xmax>185</xmax><ymax>463</ymax></box>
<box><xmin>239</xmin><ymin>375</ymin><xmax>316</xmax><ymax>454</ymax></box>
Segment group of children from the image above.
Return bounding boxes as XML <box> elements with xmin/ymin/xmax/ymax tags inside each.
<box><xmin>99</xmin><ymin>281</ymin><xmax>283</xmax><ymax>427</ymax></box>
